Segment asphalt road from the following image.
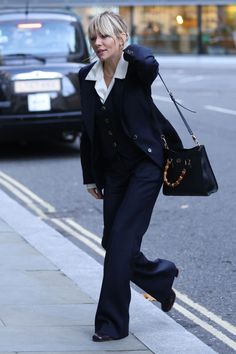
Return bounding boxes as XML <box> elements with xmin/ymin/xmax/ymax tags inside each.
<box><xmin>0</xmin><ymin>59</ymin><xmax>235</xmax><ymax>354</ymax></box>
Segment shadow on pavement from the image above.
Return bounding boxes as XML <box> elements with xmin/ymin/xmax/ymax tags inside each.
<box><xmin>0</xmin><ymin>137</ymin><xmax>81</xmax><ymax>161</ymax></box>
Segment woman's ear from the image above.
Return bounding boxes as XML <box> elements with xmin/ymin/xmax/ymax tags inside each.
<box><xmin>120</xmin><ymin>32</ymin><xmax>128</xmax><ymax>48</ymax></box>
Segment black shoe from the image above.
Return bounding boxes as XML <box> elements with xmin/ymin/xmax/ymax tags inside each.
<box><xmin>92</xmin><ymin>333</ymin><xmax>115</xmax><ymax>342</ymax></box>
<box><xmin>161</xmin><ymin>289</ymin><xmax>176</xmax><ymax>312</ymax></box>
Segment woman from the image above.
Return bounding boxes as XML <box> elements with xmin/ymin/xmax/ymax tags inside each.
<box><xmin>78</xmin><ymin>11</ymin><xmax>182</xmax><ymax>342</ymax></box>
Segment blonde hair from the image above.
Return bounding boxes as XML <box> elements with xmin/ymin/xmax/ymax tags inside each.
<box><xmin>88</xmin><ymin>11</ymin><xmax>128</xmax><ymax>43</ymax></box>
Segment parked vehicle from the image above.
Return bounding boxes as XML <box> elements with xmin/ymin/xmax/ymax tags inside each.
<box><xmin>0</xmin><ymin>8</ymin><xmax>89</xmax><ymax>142</ymax></box>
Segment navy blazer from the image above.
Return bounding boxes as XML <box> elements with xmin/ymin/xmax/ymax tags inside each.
<box><xmin>78</xmin><ymin>44</ymin><xmax>182</xmax><ymax>189</ymax></box>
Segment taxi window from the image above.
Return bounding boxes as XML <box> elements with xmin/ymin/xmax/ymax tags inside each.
<box><xmin>0</xmin><ymin>20</ymin><xmax>80</xmax><ymax>56</ymax></box>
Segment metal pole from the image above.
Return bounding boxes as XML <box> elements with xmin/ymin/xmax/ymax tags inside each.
<box><xmin>197</xmin><ymin>5</ymin><xmax>204</xmax><ymax>54</ymax></box>
<box><xmin>130</xmin><ymin>6</ymin><xmax>134</xmax><ymax>45</ymax></box>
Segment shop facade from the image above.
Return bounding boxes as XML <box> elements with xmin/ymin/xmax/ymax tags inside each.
<box><xmin>1</xmin><ymin>0</ymin><xmax>236</xmax><ymax>54</ymax></box>
<box><xmin>119</xmin><ymin>4</ymin><xmax>236</xmax><ymax>54</ymax></box>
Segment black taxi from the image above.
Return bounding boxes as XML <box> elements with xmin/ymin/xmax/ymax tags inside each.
<box><xmin>0</xmin><ymin>8</ymin><xmax>89</xmax><ymax>142</ymax></box>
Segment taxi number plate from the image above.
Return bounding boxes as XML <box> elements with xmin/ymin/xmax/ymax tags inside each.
<box><xmin>14</xmin><ymin>79</ymin><xmax>61</xmax><ymax>93</ymax></box>
<box><xmin>28</xmin><ymin>93</ymin><xmax>51</xmax><ymax>112</ymax></box>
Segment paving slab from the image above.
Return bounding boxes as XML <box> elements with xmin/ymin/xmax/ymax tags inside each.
<box><xmin>0</xmin><ymin>231</ymin><xmax>25</xmax><ymax>242</ymax></box>
<box><xmin>0</xmin><ymin>218</ymin><xmax>13</xmax><ymax>232</ymax></box>
<box><xmin>0</xmin><ymin>304</ymin><xmax>96</xmax><ymax>326</ymax></box>
<box><xmin>0</xmin><ymin>235</ymin><xmax>57</xmax><ymax>270</ymax></box>
<box><xmin>0</xmin><ymin>326</ymin><xmax>147</xmax><ymax>352</ymax></box>
<box><xmin>0</xmin><ymin>270</ymin><xmax>93</xmax><ymax>305</ymax></box>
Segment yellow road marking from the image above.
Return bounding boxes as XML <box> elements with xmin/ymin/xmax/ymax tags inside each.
<box><xmin>51</xmin><ymin>218</ymin><xmax>105</xmax><ymax>257</ymax></box>
<box><xmin>0</xmin><ymin>177</ymin><xmax>47</xmax><ymax>219</ymax></box>
<box><xmin>64</xmin><ymin>217</ymin><xmax>102</xmax><ymax>245</ymax></box>
<box><xmin>0</xmin><ymin>171</ymin><xmax>55</xmax><ymax>213</ymax></box>
<box><xmin>174</xmin><ymin>303</ymin><xmax>236</xmax><ymax>351</ymax></box>
<box><xmin>175</xmin><ymin>289</ymin><xmax>236</xmax><ymax>337</ymax></box>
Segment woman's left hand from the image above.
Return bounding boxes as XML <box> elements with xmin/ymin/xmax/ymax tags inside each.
<box><xmin>88</xmin><ymin>187</ymin><xmax>104</xmax><ymax>199</ymax></box>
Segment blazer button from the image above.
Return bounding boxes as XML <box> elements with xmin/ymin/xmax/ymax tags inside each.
<box><xmin>101</xmin><ymin>106</ymin><xmax>106</xmax><ymax>111</ymax></box>
<box><xmin>113</xmin><ymin>142</ymin><xmax>117</xmax><ymax>148</ymax></box>
<box><xmin>126</xmin><ymin>49</ymin><xmax>134</xmax><ymax>55</ymax></box>
<box><xmin>108</xmin><ymin>130</ymin><xmax>113</xmax><ymax>136</ymax></box>
<box><xmin>132</xmin><ymin>134</ymin><xmax>138</xmax><ymax>140</ymax></box>
<box><xmin>147</xmin><ymin>148</ymin><xmax>152</xmax><ymax>153</ymax></box>
<box><xmin>105</xmin><ymin>118</ymin><xmax>110</xmax><ymax>124</ymax></box>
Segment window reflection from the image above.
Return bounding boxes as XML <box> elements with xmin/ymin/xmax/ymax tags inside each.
<box><xmin>202</xmin><ymin>5</ymin><xmax>236</xmax><ymax>54</ymax></box>
<box><xmin>0</xmin><ymin>20</ymin><xmax>80</xmax><ymax>56</ymax></box>
<box><xmin>121</xmin><ymin>6</ymin><xmax>198</xmax><ymax>54</ymax></box>
<box><xmin>120</xmin><ymin>5</ymin><xmax>236</xmax><ymax>55</ymax></box>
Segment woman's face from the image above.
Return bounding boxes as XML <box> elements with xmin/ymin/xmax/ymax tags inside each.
<box><xmin>90</xmin><ymin>32</ymin><xmax>123</xmax><ymax>62</ymax></box>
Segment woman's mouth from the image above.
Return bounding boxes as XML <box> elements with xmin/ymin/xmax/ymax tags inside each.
<box><xmin>96</xmin><ymin>49</ymin><xmax>107</xmax><ymax>56</ymax></box>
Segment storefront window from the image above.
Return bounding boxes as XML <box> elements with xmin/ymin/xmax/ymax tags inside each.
<box><xmin>122</xmin><ymin>6</ymin><xmax>198</xmax><ymax>54</ymax></box>
<box><xmin>73</xmin><ymin>5</ymin><xmax>236</xmax><ymax>56</ymax></box>
<box><xmin>202</xmin><ymin>5</ymin><xmax>236</xmax><ymax>54</ymax></box>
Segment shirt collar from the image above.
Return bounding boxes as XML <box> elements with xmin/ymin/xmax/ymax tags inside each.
<box><xmin>85</xmin><ymin>54</ymin><xmax>128</xmax><ymax>81</ymax></box>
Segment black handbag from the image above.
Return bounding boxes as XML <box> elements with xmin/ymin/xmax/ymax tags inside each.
<box><xmin>158</xmin><ymin>73</ymin><xmax>218</xmax><ymax>197</ymax></box>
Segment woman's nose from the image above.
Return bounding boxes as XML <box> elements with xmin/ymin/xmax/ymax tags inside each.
<box><xmin>95</xmin><ymin>36</ymin><xmax>102</xmax><ymax>46</ymax></box>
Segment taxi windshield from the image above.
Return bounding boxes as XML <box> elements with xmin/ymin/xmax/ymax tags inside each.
<box><xmin>0</xmin><ymin>19</ymin><xmax>79</xmax><ymax>56</ymax></box>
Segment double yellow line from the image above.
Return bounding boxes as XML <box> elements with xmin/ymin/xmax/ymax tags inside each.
<box><xmin>0</xmin><ymin>170</ymin><xmax>235</xmax><ymax>351</ymax></box>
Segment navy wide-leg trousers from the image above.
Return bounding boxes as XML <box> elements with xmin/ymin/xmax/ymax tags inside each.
<box><xmin>95</xmin><ymin>158</ymin><xmax>178</xmax><ymax>339</ymax></box>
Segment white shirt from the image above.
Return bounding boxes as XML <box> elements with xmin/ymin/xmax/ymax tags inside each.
<box><xmin>85</xmin><ymin>54</ymin><xmax>128</xmax><ymax>104</ymax></box>
<box><xmin>85</xmin><ymin>55</ymin><xmax>128</xmax><ymax>189</ymax></box>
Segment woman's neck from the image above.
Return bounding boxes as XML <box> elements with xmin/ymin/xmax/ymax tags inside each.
<box><xmin>103</xmin><ymin>53</ymin><xmax>122</xmax><ymax>76</ymax></box>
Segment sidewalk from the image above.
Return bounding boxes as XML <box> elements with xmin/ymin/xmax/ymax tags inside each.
<box><xmin>0</xmin><ymin>188</ymin><xmax>217</xmax><ymax>354</ymax></box>
<box><xmin>156</xmin><ymin>55</ymin><xmax>236</xmax><ymax>68</ymax></box>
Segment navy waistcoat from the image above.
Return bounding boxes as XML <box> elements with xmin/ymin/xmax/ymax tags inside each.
<box><xmin>94</xmin><ymin>79</ymin><xmax>145</xmax><ymax>165</ymax></box>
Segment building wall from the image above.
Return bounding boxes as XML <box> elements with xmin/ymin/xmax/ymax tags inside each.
<box><xmin>0</xmin><ymin>1</ymin><xmax>236</xmax><ymax>54</ymax></box>
<box><xmin>0</xmin><ymin>0</ymin><xmax>236</xmax><ymax>5</ymax></box>
<box><xmin>120</xmin><ymin>5</ymin><xmax>236</xmax><ymax>54</ymax></box>
<box><xmin>75</xmin><ymin>5</ymin><xmax>236</xmax><ymax>55</ymax></box>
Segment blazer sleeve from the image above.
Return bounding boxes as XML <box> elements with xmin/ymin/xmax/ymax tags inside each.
<box><xmin>80</xmin><ymin>127</ymin><xmax>95</xmax><ymax>185</ymax></box>
<box><xmin>78</xmin><ymin>66</ymin><xmax>96</xmax><ymax>185</ymax></box>
<box><xmin>123</xmin><ymin>44</ymin><xmax>159</xmax><ymax>86</ymax></box>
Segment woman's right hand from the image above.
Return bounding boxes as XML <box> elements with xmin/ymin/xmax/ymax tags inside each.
<box><xmin>88</xmin><ymin>187</ymin><xmax>103</xmax><ymax>199</ymax></box>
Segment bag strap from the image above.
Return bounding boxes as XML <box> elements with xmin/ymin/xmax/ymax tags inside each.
<box><xmin>158</xmin><ymin>73</ymin><xmax>200</xmax><ymax>146</ymax></box>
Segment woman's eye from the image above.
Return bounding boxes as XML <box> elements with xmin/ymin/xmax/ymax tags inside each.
<box><xmin>90</xmin><ymin>34</ymin><xmax>109</xmax><ymax>41</ymax></box>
